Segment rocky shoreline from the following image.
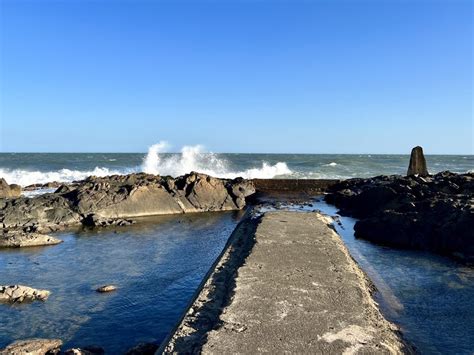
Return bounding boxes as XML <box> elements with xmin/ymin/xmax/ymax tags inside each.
<box><xmin>325</xmin><ymin>171</ymin><xmax>474</xmax><ymax>263</ymax></box>
<box><xmin>0</xmin><ymin>172</ymin><xmax>256</xmax><ymax>248</ymax></box>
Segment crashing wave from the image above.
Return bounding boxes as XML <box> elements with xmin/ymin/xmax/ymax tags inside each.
<box><xmin>0</xmin><ymin>141</ymin><xmax>292</xmax><ymax>187</ymax></box>
<box><xmin>141</xmin><ymin>141</ymin><xmax>292</xmax><ymax>179</ymax></box>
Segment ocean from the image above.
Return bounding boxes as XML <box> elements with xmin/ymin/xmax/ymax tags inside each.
<box><xmin>0</xmin><ymin>144</ymin><xmax>472</xmax><ymax>187</ymax></box>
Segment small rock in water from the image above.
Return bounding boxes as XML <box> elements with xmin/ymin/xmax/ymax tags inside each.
<box><xmin>0</xmin><ymin>338</ymin><xmax>62</xmax><ymax>354</ymax></box>
<box><xmin>96</xmin><ymin>285</ymin><xmax>117</xmax><ymax>293</ymax></box>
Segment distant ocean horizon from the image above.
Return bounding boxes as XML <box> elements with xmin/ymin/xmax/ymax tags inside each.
<box><xmin>0</xmin><ymin>143</ymin><xmax>472</xmax><ymax>188</ymax></box>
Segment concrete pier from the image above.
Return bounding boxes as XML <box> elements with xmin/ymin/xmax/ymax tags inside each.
<box><xmin>162</xmin><ymin>211</ymin><xmax>409</xmax><ymax>354</ymax></box>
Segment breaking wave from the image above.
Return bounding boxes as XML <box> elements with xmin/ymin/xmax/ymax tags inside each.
<box><xmin>141</xmin><ymin>141</ymin><xmax>292</xmax><ymax>179</ymax></box>
<box><xmin>0</xmin><ymin>167</ymin><xmax>127</xmax><ymax>187</ymax></box>
<box><xmin>0</xmin><ymin>142</ymin><xmax>292</xmax><ymax>186</ymax></box>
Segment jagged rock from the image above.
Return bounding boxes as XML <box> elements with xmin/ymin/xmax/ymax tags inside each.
<box><xmin>0</xmin><ymin>178</ymin><xmax>21</xmax><ymax>198</ymax></box>
<box><xmin>325</xmin><ymin>171</ymin><xmax>474</xmax><ymax>263</ymax></box>
<box><xmin>0</xmin><ymin>172</ymin><xmax>256</xmax><ymax>247</ymax></box>
<box><xmin>125</xmin><ymin>342</ymin><xmax>158</xmax><ymax>355</ymax></box>
<box><xmin>0</xmin><ymin>172</ymin><xmax>254</xmax><ymax>229</ymax></box>
<box><xmin>407</xmin><ymin>146</ymin><xmax>429</xmax><ymax>176</ymax></box>
<box><xmin>24</xmin><ymin>182</ymin><xmax>62</xmax><ymax>191</ymax></box>
<box><xmin>0</xmin><ymin>338</ymin><xmax>62</xmax><ymax>355</ymax></box>
<box><xmin>96</xmin><ymin>285</ymin><xmax>117</xmax><ymax>293</ymax></box>
<box><xmin>0</xmin><ymin>193</ymin><xmax>81</xmax><ymax>230</ymax></box>
<box><xmin>0</xmin><ymin>231</ymin><xmax>62</xmax><ymax>248</ymax></box>
<box><xmin>0</xmin><ymin>285</ymin><xmax>51</xmax><ymax>303</ymax></box>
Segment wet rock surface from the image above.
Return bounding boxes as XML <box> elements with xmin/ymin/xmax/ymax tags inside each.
<box><xmin>325</xmin><ymin>171</ymin><xmax>474</xmax><ymax>262</ymax></box>
<box><xmin>0</xmin><ymin>172</ymin><xmax>255</xmax><ymax>247</ymax></box>
<box><xmin>0</xmin><ymin>285</ymin><xmax>51</xmax><ymax>303</ymax></box>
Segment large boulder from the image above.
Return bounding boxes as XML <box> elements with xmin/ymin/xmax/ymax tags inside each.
<box><xmin>0</xmin><ymin>338</ymin><xmax>62</xmax><ymax>355</ymax></box>
<box><xmin>0</xmin><ymin>178</ymin><xmax>21</xmax><ymax>198</ymax></box>
<box><xmin>407</xmin><ymin>146</ymin><xmax>429</xmax><ymax>176</ymax></box>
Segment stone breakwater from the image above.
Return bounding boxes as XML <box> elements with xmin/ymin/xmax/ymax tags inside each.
<box><xmin>163</xmin><ymin>211</ymin><xmax>411</xmax><ymax>354</ymax></box>
<box><xmin>325</xmin><ymin>171</ymin><xmax>474</xmax><ymax>263</ymax></box>
<box><xmin>0</xmin><ymin>172</ymin><xmax>255</xmax><ymax>247</ymax></box>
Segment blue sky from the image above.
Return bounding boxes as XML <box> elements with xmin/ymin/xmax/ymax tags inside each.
<box><xmin>0</xmin><ymin>0</ymin><xmax>472</xmax><ymax>154</ymax></box>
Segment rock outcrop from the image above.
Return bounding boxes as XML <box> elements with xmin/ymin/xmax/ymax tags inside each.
<box><xmin>0</xmin><ymin>338</ymin><xmax>62</xmax><ymax>355</ymax></box>
<box><xmin>0</xmin><ymin>285</ymin><xmax>51</xmax><ymax>303</ymax></box>
<box><xmin>0</xmin><ymin>172</ymin><xmax>256</xmax><ymax>247</ymax></box>
<box><xmin>0</xmin><ymin>178</ymin><xmax>21</xmax><ymax>199</ymax></box>
<box><xmin>407</xmin><ymin>146</ymin><xmax>428</xmax><ymax>176</ymax></box>
<box><xmin>0</xmin><ymin>231</ymin><xmax>62</xmax><ymax>248</ymax></box>
<box><xmin>325</xmin><ymin>171</ymin><xmax>474</xmax><ymax>263</ymax></box>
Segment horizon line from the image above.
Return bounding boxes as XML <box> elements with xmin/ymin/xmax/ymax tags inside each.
<box><xmin>0</xmin><ymin>151</ymin><xmax>473</xmax><ymax>156</ymax></box>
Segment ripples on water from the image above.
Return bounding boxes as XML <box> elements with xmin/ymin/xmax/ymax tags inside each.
<box><xmin>0</xmin><ymin>211</ymin><xmax>243</xmax><ymax>353</ymax></box>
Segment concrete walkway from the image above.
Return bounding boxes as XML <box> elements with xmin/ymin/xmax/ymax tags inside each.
<box><xmin>163</xmin><ymin>211</ymin><xmax>409</xmax><ymax>354</ymax></box>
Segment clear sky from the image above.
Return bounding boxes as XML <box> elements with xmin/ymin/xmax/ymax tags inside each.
<box><xmin>0</xmin><ymin>0</ymin><xmax>472</xmax><ymax>154</ymax></box>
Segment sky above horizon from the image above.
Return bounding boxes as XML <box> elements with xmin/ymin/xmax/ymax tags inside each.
<box><xmin>0</xmin><ymin>0</ymin><xmax>472</xmax><ymax>154</ymax></box>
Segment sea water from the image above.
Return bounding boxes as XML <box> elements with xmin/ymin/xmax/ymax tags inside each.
<box><xmin>0</xmin><ymin>212</ymin><xmax>243</xmax><ymax>352</ymax></box>
<box><xmin>0</xmin><ymin>143</ymin><xmax>472</xmax><ymax>188</ymax></box>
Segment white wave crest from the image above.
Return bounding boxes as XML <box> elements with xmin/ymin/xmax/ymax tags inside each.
<box><xmin>141</xmin><ymin>141</ymin><xmax>292</xmax><ymax>179</ymax></box>
<box><xmin>0</xmin><ymin>167</ymin><xmax>125</xmax><ymax>187</ymax></box>
<box><xmin>324</xmin><ymin>162</ymin><xmax>338</xmax><ymax>167</ymax></box>
<box><xmin>0</xmin><ymin>142</ymin><xmax>293</xmax><ymax>187</ymax></box>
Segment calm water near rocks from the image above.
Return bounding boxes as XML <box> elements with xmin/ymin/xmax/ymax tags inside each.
<box><xmin>0</xmin><ymin>211</ymin><xmax>243</xmax><ymax>353</ymax></box>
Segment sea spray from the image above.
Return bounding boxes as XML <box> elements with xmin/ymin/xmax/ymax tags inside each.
<box><xmin>140</xmin><ymin>142</ymin><xmax>292</xmax><ymax>179</ymax></box>
<box><xmin>0</xmin><ymin>142</ymin><xmax>293</xmax><ymax>187</ymax></box>
<box><xmin>0</xmin><ymin>167</ymin><xmax>126</xmax><ymax>187</ymax></box>
<box><xmin>142</xmin><ymin>141</ymin><xmax>169</xmax><ymax>175</ymax></box>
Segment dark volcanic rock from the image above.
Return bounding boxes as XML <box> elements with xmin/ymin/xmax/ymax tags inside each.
<box><xmin>0</xmin><ymin>178</ymin><xmax>21</xmax><ymax>198</ymax></box>
<box><xmin>0</xmin><ymin>172</ymin><xmax>256</xmax><ymax>247</ymax></box>
<box><xmin>325</xmin><ymin>171</ymin><xmax>474</xmax><ymax>263</ymax></box>
<box><xmin>407</xmin><ymin>146</ymin><xmax>428</xmax><ymax>176</ymax></box>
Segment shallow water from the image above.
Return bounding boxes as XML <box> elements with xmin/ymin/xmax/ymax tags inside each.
<box><xmin>0</xmin><ymin>211</ymin><xmax>243</xmax><ymax>353</ymax></box>
<box><xmin>275</xmin><ymin>199</ymin><xmax>474</xmax><ymax>354</ymax></box>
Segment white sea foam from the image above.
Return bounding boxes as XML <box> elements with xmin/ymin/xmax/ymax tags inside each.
<box><xmin>141</xmin><ymin>141</ymin><xmax>292</xmax><ymax>179</ymax></box>
<box><xmin>0</xmin><ymin>167</ymin><xmax>126</xmax><ymax>187</ymax></box>
<box><xmin>324</xmin><ymin>162</ymin><xmax>338</xmax><ymax>167</ymax></box>
<box><xmin>0</xmin><ymin>142</ymin><xmax>292</xmax><ymax>187</ymax></box>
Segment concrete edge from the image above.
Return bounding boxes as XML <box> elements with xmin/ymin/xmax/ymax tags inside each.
<box><xmin>157</xmin><ymin>208</ymin><xmax>261</xmax><ymax>354</ymax></box>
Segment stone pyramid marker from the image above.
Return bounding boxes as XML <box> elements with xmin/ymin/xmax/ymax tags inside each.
<box><xmin>407</xmin><ymin>146</ymin><xmax>429</xmax><ymax>176</ymax></box>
